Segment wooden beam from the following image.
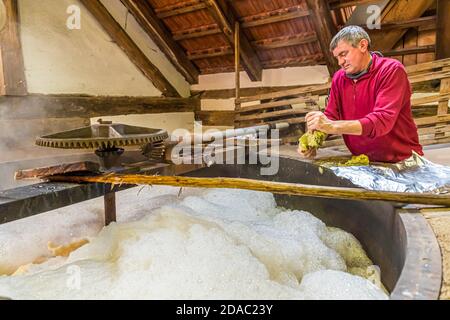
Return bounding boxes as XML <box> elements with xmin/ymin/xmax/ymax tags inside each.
<box><xmin>305</xmin><ymin>0</ymin><xmax>340</xmax><ymax>76</ymax></box>
<box><xmin>370</xmin><ymin>0</ymin><xmax>435</xmax><ymax>52</ymax></box>
<box><xmin>252</xmin><ymin>32</ymin><xmax>318</xmax><ymax>50</ymax></box>
<box><xmin>121</xmin><ymin>0</ymin><xmax>199</xmax><ymax>84</ymax></box>
<box><xmin>383</xmin><ymin>45</ymin><xmax>436</xmax><ymax>57</ymax></box>
<box><xmin>206</xmin><ymin>0</ymin><xmax>262</xmax><ymax>81</ymax></box>
<box><xmin>239</xmin><ymin>96</ymin><xmax>319</xmax><ymax>114</ymax></box>
<box><xmin>155</xmin><ymin>0</ymin><xmax>207</xmax><ymax>19</ymax></box>
<box><xmin>360</xmin><ymin>16</ymin><xmax>436</xmax><ymax>32</ymax></box>
<box><xmin>0</xmin><ymin>0</ymin><xmax>27</xmax><ymax>96</ymax></box>
<box><xmin>172</xmin><ymin>24</ymin><xmax>221</xmax><ymax>41</ymax></box>
<box><xmin>329</xmin><ymin>0</ymin><xmax>380</xmax><ymax>10</ymax></box>
<box><xmin>79</xmin><ymin>0</ymin><xmax>179</xmax><ymax>97</ymax></box>
<box><xmin>0</xmin><ymin>95</ymin><xmax>199</xmax><ymax>119</ymax></box>
<box><xmin>412</xmin><ymin>93</ymin><xmax>450</xmax><ymax>106</ymax></box>
<box><xmin>240</xmin><ymin>6</ymin><xmax>310</xmax><ymax>28</ymax></box>
<box><xmin>195</xmin><ymin>110</ymin><xmax>235</xmax><ymax>126</ymax></box>
<box><xmin>406</xmin><ymin>57</ymin><xmax>450</xmax><ymax>74</ymax></box>
<box><xmin>261</xmin><ymin>54</ymin><xmax>325</xmax><ymax>69</ymax></box>
<box><xmin>436</xmin><ymin>0</ymin><xmax>450</xmax><ymax>59</ymax></box>
<box><xmin>192</xmin><ymin>84</ymin><xmax>330</xmax><ymax>99</ymax></box>
<box><xmin>187</xmin><ymin>46</ymin><xmax>233</xmax><ymax>60</ymax></box>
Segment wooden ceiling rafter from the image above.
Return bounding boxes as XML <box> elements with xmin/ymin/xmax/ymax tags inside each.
<box><xmin>369</xmin><ymin>0</ymin><xmax>436</xmax><ymax>52</ymax></box>
<box><xmin>120</xmin><ymin>0</ymin><xmax>200</xmax><ymax>84</ymax></box>
<box><xmin>155</xmin><ymin>0</ymin><xmax>208</xmax><ymax>19</ymax></box>
<box><xmin>187</xmin><ymin>46</ymin><xmax>234</xmax><ymax>60</ymax></box>
<box><xmin>79</xmin><ymin>0</ymin><xmax>180</xmax><ymax>97</ymax></box>
<box><xmin>240</xmin><ymin>5</ymin><xmax>311</xmax><ymax>28</ymax></box>
<box><xmin>306</xmin><ymin>0</ymin><xmax>340</xmax><ymax>75</ymax></box>
<box><xmin>172</xmin><ymin>24</ymin><xmax>222</xmax><ymax>41</ymax></box>
<box><xmin>252</xmin><ymin>32</ymin><xmax>318</xmax><ymax>50</ymax></box>
<box><xmin>358</xmin><ymin>15</ymin><xmax>437</xmax><ymax>32</ymax></box>
<box><xmin>328</xmin><ymin>0</ymin><xmax>381</xmax><ymax>10</ymax></box>
<box><xmin>205</xmin><ymin>0</ymin><xmax>263</xmax><ymax>81</ymax></box>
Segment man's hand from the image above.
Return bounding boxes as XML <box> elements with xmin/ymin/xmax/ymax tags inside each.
<box><xmin>305</xmin><ymin>112</ymin><xmax>363</xmax><ymax>136</ymax></box>
<box><xmin>297</xmin><ymin>146</ymin><xmax>317</xmax><ymax>159</ymax></box>
<box><xmin>305</xmin><ymin>111</ymin><xmax>334</xmax><ymax>134</ymax></box>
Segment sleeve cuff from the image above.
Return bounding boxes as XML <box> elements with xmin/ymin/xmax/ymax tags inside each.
<box><xmin>359</xmin><ymin>118</ymin><xmax>374</xmax><ymax>137</ymax></box>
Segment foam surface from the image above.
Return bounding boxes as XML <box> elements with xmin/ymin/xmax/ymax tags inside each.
<box><xmin>0</xmin><ymin>187</ymin><xmax>388</xmax><ymax>300</ymax></box>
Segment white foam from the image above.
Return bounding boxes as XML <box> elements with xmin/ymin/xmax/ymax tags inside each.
<box><xmin>0</xmin><ymin>187</ymin><xmax>389</xmax><ymax>300</ymax></box>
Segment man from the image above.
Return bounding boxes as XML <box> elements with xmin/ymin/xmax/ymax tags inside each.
<box><xmin>300</xmin><ymin>26</ymin><xmax>423</xmax><ymax>163</ymax></box>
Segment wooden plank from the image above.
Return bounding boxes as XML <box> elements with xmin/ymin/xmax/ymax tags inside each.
<box><xmin>15</xmin><ymin>162</ymin><xmax>101</xmax><ymax>180</ymax></box>
<box><xmin>121</xmin><ymin>0</ymin><xmax>199</xmax><ymax>84</ymax></box>
<box><xmin>239</xmin><ymin>96</ymin><xmax>319</xmax><ymax>113</ymax></box>
<box><xmin>409</xmin><ymin>70</ymin><xmax>450</xmax><ymax>84</ymax></box>
<box><xmin>193</xmin><ymin>85</ymin><xmax>330</xmax><ymax>100</ymax></box>
<box><xmin>383</xmin><ymin>45</ymin><xmax>436</xmax><ymax>57</ymax></box>
<box><xmin>305</xmin><ymin>0</ymin><xmax>340</xmax><ymax>76</ymax></box>
<box><xmin>411</xmin><ymin>93</ymin><xmax>450</xmax><ymax>106</ymax></box>
<box><xmin>172</xmin><ymin>24</ymin><xmax>221</xmax><ymax>41</ymax></box>
<box><xmin>155</xmin><ymin>1</ymin><xmax>207</xmax><ymax>19</ymax></box>
<box><xmin>414</xmin><ymin>114</ymin><xmax>450</xmax><ymax>126</ymax></box>
<box><xmin>0</xmin><ymin>0</ymin><xmax>27</xmax><ymax>96</ymax></box>
<box><xmin>237</xmin><ymin>83</ymin><xmax>331</xmax><ymax>104</ymax></box>
<box><xmin>252</xmin><ymin>32</ymin><xmax>318</xmax><ymax>50</ymax></box>
<box><xmin>406</xmin><ymin>57</ymin><xmax>450</xmax><ymax>74</ymax></box>
<box><xmin>361</xmin><ymin>16</ymin><xmax>436</xmax><ymax>32</ymax></box>
<box><xmin>237</xmin><ymin>109</ymin><xmax>311</xmax><ymax>122</ymax></box>
<box><xmin>370</xmin><ymin>0</ymin><xmax>435</xmax><ymax>52</ymax></box>
<box><xmin>262</xmin><ymin>54</ymin><xmax>325</xmax><ymax>69</ymax></box>
<box><xmin>0</xmin><ymin>95</ymin><xmax>199</xmax><ymax>119</ymax></box>
<box><xmin>187</xmin><ymin>46</ymin><xmax>233</xmax><ymax>60</ymax></box>
<box><xmin>418</xmin><ymin>124</ymin><xmax>450</xmax><ymax>135</ymax></box>
<box><xmin>436</xmin><ymin>0</ymin><xmax>450</xmax><ymax>60</ymax></box>
<box><xmin>206</xmin><ymin>0</ymin><xmax>263</xmax><ymax>81</ymax></box>
<box><xmin>79</xmin><ymin>0</ymin><xmax>179</xmax><ymax>97</ymax></box>
<box><xmin>240</xmin><ymin>6</ymin><xmax>310</xmax><ymax>28</ymax></box>
<box><xmin>329</xmin><ymin>0</ymin><xmax>380</xmax><ymax>10</ymax></box>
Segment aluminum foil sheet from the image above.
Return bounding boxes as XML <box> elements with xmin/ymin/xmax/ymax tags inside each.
<box><xmin>319</xmin><ymin>152</ymin><xmax>450</xmax><ymax>194</ymax></box>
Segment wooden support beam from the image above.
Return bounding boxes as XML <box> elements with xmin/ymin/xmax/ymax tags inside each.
<box><xmin>406</xmin><ymin>57</ymin><xmax>450</xmax><ymax>74</ymax></box>
<box><xmin>305</xmin><ymin>0</ymin><xmax>340</xmax><ymax>76</ymax></box>
<box><xmin>370</xmin><ymin>0</ymin><xmax>435</xmax><ymax>52</ymax></box>
<box><xmin>252</xmin><ymin>32</ymin><xmax>318</xmax><ymax>50</ymax></box>
<box><xmin>187</xmin><ymin>46</ymin><xmax>233</xmax><ymax>60</ymax></box>
<box><xmin>360</xmin><ymin>16</ymin><xmax>436</xmax><ymax>32</ymax></box>
<box><xmin>383</xmin><ymin>45</ymin><xmax>436</xmax><ymax>57</ymax></box>
<box><xmin>329</xmin><ymin>0</ymin><xmax>380</xmax><ymax>10</ymax></box>
<box><xmin>238</xmin><ymin>96</ymin><xmax>319</xmax><ymax>114</ymax></box>
<box><xmin>412</xmin><ymin>93</ymin><xmax>450</xmax><ymax>106</ymax></box>
<box><xmin>206</xmin><ymin>0</ymin><xmax>263</xmax><ymax>81</ymax></box>
<box><xmin>155</xmin><ymin>0</ymin><xmax>207</xmax><ymax>19</ymax></box>
<box><xmin>0</xmin><ymin>0</ymin><xmax>27</xmax><ymax>96</ymax></box>
<box><xmin>261</xmin><ymin>54</ymin><xmax>325</xmax><ymax>69</ymax></box>
<box><xmin>121</xmin><ymin>0</ymin><xmax>199</xmax><ymax>84</ymax></box>
<box><xmin>240</xmin><ymin>6</ymin><xmax>311</xmax><ymax>28</ymax></box>
<box><xmin>436</xmin><ymin>0</ymin><xmax>450</xmax><ymax>59</ymax></box>
<box><xmin>0</xmin><ymin>94</ymin><xmax>199</xmax><ymax>119</ymax></box>
<box><xmin>172</xmin><ymin>24</ymin><xmax>221</xmax><ymax>41</ymax></box>
<box><xmin>79</xmin><ymin>0</ymin><xmax>179</xmax><ymax>97</ymax></box>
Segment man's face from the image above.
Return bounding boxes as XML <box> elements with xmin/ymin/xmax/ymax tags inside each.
<box><xmin>332</xmin><ymin>39</ymin><xmax>369</xmax><ymax>74</ymax></box>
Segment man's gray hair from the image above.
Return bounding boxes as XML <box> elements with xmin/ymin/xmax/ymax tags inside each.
<box><xmin>330</xmin><ymin>26</ymin><xmax>371</xmax><ymax>52</ymax></box>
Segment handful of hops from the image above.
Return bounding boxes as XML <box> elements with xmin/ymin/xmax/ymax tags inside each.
<box><xmin>342</xmin><ymin>154</ymin><xmax>370</xmax><ymax>166</ymax></box>
<box><xmin>299</xmin><ymin>131</ymin><xmax>328</xmax><ymax>152</ymax></box>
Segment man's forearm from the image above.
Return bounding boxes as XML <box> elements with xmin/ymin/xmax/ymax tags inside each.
<box><xmin>328</xmin><ymin>120</ymin><xmax>363</xmax><ymax>135</ymax></box>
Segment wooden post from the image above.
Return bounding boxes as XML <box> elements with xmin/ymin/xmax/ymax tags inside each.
<box><xmin>104</xmin><ymin>192</ymin><xmax>117</xmax><ymax>226</ymax></box>
<box><xmin>0</xmin><ymin>0</ymin><xmax>27</xmax><ymax>96</ymax></box>
<box><xmin>435</xmin><ymin>0</ymin><xmax>450</xmax><ymax>139</ymax></box>
<box><xmin>234</xmin><ymin>21</ymin><xmax>241</xmax><ymax>128</ymax></box>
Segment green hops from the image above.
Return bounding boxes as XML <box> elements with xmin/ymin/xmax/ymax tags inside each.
<box><xmin>299</xmin><ymin>131</ymin><xmax>328</xmax><ymax>152</ymax></box>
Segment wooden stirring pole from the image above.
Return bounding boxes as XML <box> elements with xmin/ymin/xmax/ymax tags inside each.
<box><xmin>46</xmin><ymin>174</ymin><xmax>450</xmax><ymax>207</ymax></box>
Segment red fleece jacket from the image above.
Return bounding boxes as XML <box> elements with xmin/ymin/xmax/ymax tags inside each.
<box><xmin>324</xmin><ymin>53</ymin><xmax>423</xmax><ymax>163</ymax></box>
